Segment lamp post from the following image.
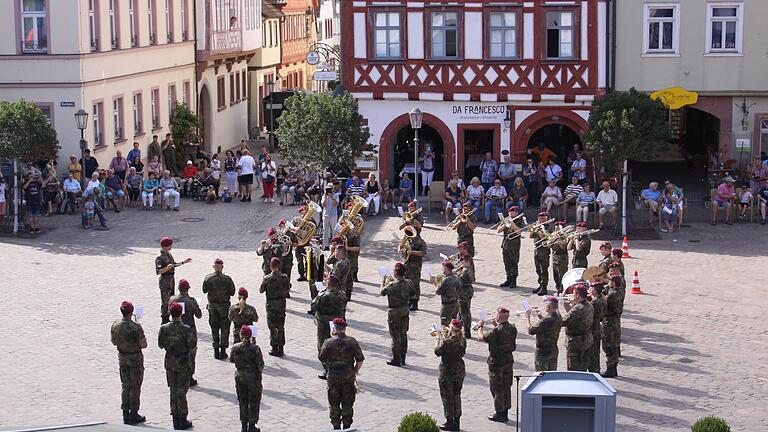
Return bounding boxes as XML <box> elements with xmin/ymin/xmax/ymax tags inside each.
<box><xmin>75</xmin><ymin>109</ymin><xmax>89</xmax><ymax>190</ymax></box>
<box><xmin>409</xmin><ymin>108</ymin><xmax>423</xmax><ymax>197</ymax></box>
<box><xmin>266</xmin><ymin>78</ymin><xmax>275</xmax><ymax>152</ymax></box>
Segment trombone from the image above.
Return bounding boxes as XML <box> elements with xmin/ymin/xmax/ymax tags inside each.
<box><xmin>446</xmin><ymin>207</ymin><xmax>476</xmax><ymax>230</ymax></box>
<box><xmin>537</xmin><ymin>225</ymin><xmax>575</xmax><ymax>248</ymax></box>
<box><xmin>402</xmin><ymin>207</ymin><xmax>423</xmax><ymax>224</ymax></box>
<box><xmin>489</xmin><ymin>212</ymin><xmax>525</xmax><ymax>230</ymax></box>
<box><xmin>565</xmin><ymin>228</ymin><xmax>601</xmax><ymax>241</ymax></box>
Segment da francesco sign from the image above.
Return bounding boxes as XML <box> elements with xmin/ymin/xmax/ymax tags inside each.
<box><xmin>451</xmin><ymin>104</ymin><xmax>506</xmax><ymax>121</ymax></box>
<box><xmin>650</xmin><ymin>87</ymin><xmax>698</xmax><ymax>110</ymax></box>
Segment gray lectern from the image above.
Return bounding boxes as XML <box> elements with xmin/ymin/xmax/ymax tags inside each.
<box><xmin>520</xmin><ymin>371</ymin><xmax>616</xmax><ymax>432</ymax></box>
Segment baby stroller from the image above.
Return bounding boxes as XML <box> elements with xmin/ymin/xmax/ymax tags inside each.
<box><xmin>187</xmin><ymin>177</ymin><xmax>207</xmax><ymax>201</ymax></box>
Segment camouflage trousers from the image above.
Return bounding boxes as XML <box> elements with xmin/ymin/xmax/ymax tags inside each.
<box><xmin>534</xmin><ymin>346</ymin><xmax>559</xmax><ymax>371</ymax></box>
<box><xmin>601</xmin><ymin>318</ymin><xmax>620</xmax><ymax>367</ymax></box>
<box><xmin>235</xmin><ymin>374</ymin><xmax>262</xmax><ymax>424</ymax></box>
<box><xmin>349</xmin><ymin>252</ymin><xmax>359</xmax><ymax>282</ymax></box>
<box><xmin>315</xmin><ymin>316</ymin><xmax>333</xmax><ymax>353</ymax></box>
<box><xmin>572</xmin><ymin>255</ymin><xmax>588</xmax><ymax>269</ymax></box>
<box><xmin>566</xmin><ymin>334</ymin><xmax>593</xmax><ymax>372</ymax></box>
<box><xmin>189</xmin><ymin>328</ymin><xmax>198</xmax><ymax>376</ymax></box>
<box><xmin>587</xmin><ymin>328</ymin><xmax>602</xmax><ymax>373</ymax></box>
<box><xmin>440</xmin><ymin>302</ymin><xmax>459</xmax><ymax>326</ymax></box>
<box><xmin>458</xmin><ymin>299</ymin><xmax>472</xmax><ymax>337</ymax></box>
<box><xmin>438</xmin><ymin>371</ymin><xmax>465</xmax><ymax>418</ymax></box>
<box><xmin>488</xmin><ymin>362</ymin><xmax>514</xmax><ymax>412</ymax></box>
<box><xmin>118</xmin><ymin>353</ymin><xmax>144</xmax><ymax>411</ymax></box>
<box><xmin>159</xmin><ymin>276</ymin><xmax>175</xmax><ymax>324</ymax></box>
<box><xmin>281</xmin><ymin>262</ymin><xmax>293</xmax><ymax>282</ymax></box>
<box><xmin>405</xmin><ymin>265</ymin><xmax>422</xmax><ymax>301</ymax></box>
<box><xmin>387</xmin><ymin>307</ymin><xmax>409</xmax><ymax>361</ymax></box>
<box><xmin>308</xmin><ymin>281</ymin><xmax>319</xmax><ymax>300</ymax></box>
<box><xmin>266</xmin><ymin>300</ymin><xmax>286</xmax><ymax>349</ymax></box>
<box><xmin>165</xmin><ymin>368</ymin><xmax>191</xmax><ymax>417</ymax></box>
<box><xmin>327</xmin><ymin>376</ymin><xmax>356</xmax><ymax>427</ymax></box>
<box><xmin>534</xmin><ymin>252</ymin><xmax>550</xmax><ymax>288</ymax></box>
<box><xmin>207</xmin><ymin>302</ymin><xmax>231</xmax><ymax>348</ymax></box>
<box><xmin>459</xmin><ymin>236</ymin><xmax>475</xmax><ymax>257</ymax></box>
<box><xmin>502</xmin><ymin>247</ymin><xmax>520</xmax><ymax>279</ymax></box>
<box><xmin>552</xmin><ymin>256</ymin><xmax>568</xmax><ymax>292</ymax></box>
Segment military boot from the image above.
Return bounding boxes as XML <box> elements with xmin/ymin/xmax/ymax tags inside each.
<box><xmin>509</xmin><ymin>276</ymin><xmax>517</xmax><ymax>289</ymax></box>
<box><xmin>499</xmin><ymin>279</ymin><xmax>511</xmax><ymax>287</ymax></box>
<box><xmin>601</xmin><ymin>365</ymin><xmax>618</xmax><ymax>378</ymax></box>
<box><xmin>241</xmin><ymin>421</ymin><xmax>248</xmax><ymax>432</ymax></box>
<box><xmin>128</xmin><ymin>411</ymin><xmax>146</xmax><ymax>424</ymax></box>
<box><xmin>409</xmin><ymin>300</ymin><xmax>419</xmax><ymax>311</ymax></box>
<box><xmin>342</xmin><ymin>422</ymin><xmax>352</xmax><ymax>430</ymax></box>
<box><xmin>248</xmin><ymin>422</ymin><xmax>260</xmax><ymax>432</ymax></box>
<box><xmin>331</xmin><ymin>421</ymin><xmax>341</xmax><ymax>430</ymax></box>
<box><xmin>189</xmin><ymin>376</ymin><xmax>198</xmax><ymax>387</ymax></box>
<box><xmin>318</xmin><ymin>369</ymin><xmax>327</xmax><ymax>380</ymax></box>
<box><xmin>172</xmin><ymin>416</ymin><xmax>179</xmax><ymax>429</ymax></box>
<box><xmin>122</xmin><ymin>409</ymin><xmax>130</xmax><ymax>424</ymax></box>
<box><xmin>386</xmin><ymin>356</ymin><xmax>402</xmax><ymax>367</ymax></box>
<box><xmin>268</xmin><ymin>347</ymin><xmax>280</xmax><ymax>357</ymax></box>
<box><xmin>278</xmin><ymin>346</ymin><xmax>285</xmax><ymax>357</ymax></box>
<box><xmin>213</xmin><ymin>344</ymin><xmax>220</xmax><ymax>359</ymax></box>
<box><xmin>401</xmin><ymin>352</ymin><xmax>407</xmax><ymax>366</ymax></box>
<box><xmin>176</xmin><ymin>417</ymin><xmax>193</xmax><ymax>430</ymax></box>
<box><xmin>455</xmin><ymin>416</ymin><xmax>461</xmax><ymax>430</ymax></box>
<box><xmin>219</xmin><ymin>346</ymin><xmax>228</xmax><ymax>360</ymax></box>
<box><xmin>488</xmin><ymin>411</ymin><xmax>508</xmax><ymax>422</ymax></box>
<box><xmin>439</xmin><ymin>417</ymin><xmax>458</xmax><ymax>431</ymax></box>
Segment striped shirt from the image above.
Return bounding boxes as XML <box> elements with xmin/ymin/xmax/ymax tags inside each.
<box><xmin>564</xmin><ymin>183</ymin><xmax>584</xmax><ymax>200</ymax></box>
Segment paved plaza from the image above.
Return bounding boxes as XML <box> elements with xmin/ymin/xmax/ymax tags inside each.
<box><xmin>1</xmin><ymin>198</ymin><xmax>766</xmax><ymax>432</ymax></box>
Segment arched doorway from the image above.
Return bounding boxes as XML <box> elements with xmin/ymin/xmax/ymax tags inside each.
<box><xmin>527</xmin><ymin>124</ymin><xmax>583</xmax><ymax>169</ymax></box>
<box><xmin>391</xmin><ymin>124</ymin><xmax>444</xmax><ymax>194</ymax></box>
<box><xmin>199</xmin><ymin>85</ymin><xmax>213</xmax><ymax>152</ymax></box>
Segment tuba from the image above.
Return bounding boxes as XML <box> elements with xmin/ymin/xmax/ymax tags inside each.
<box><xmin>399</xmin><ymin>225</ymin><xmax>417</xmax><ymax>260</ymax></box>
<box><xmin>291</xmin><ymin>201</ymin><xmax>321</xmax><ymax>247</ymax></box>
<box><xmin>348</xmin><ymin>195</ymin><xmax>369</xmax><ymax>219</ymax></box>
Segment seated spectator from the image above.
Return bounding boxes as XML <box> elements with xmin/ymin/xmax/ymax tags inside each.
<box><xmin>561</xmin><ymin>176</ymin><xmax>584</xmax><ymax>221</ymax></box>
<box><xmin>397</xmin><ymin>173</ymin><xmax>414</xmax><ymax>206</ymax></box>
<box><xmin>711</xmin><ymin>176</ymin><xmax>736</xmax><ymax>225</ymax></box>
<box><xmin>142</xmin><ymin>171</ymin><xmax>159</xmax><ymax>210</ymax></box>
<box><xmin>104</xmin><ymin>169</ymin><xmax>125</xmax><ymax>212</ymax></box>
<box><xmin>484</xmin><ymin>178</ymin><xmax>507</xmax><ymax>223</ymax></box>
<box><xmin>449</xmin><ymin>171</ymin><xmax>466</xmax><ymax>191</ymax></box>
<box><xmin>41</xmin><ymin>170</ymin><xmax>60</xmax><ymax>216</ymax></box>
<box><xmin>345</xmin><ymin>174</ymin><xmax>365</xmax><ymax>208</ymax></box>
<box><xmin>381</xmin><ymin>177</ymin><xmax>396</xmax><ymax>210</ymax></box>
<box><xmin>640</xmin><ymin>182</ymin><xmax>662</xmax><ymax>226</ymax></box>
<box><xmin>147</xmin><ymin>155</ymin><xmax>163</xmax><ymax>178</ymax></box>
<box><xmin>130</xmin><ymin>156</ymin><xmax>144</xmax><ymax>177</ymax></box>
<box><xmin>84</xmin><ymin>171</ymin><xmax>101</xmax><ymax>197</ymax></box>
<box><xmin>444</xmin><ymin>180</ymin><xmax>464</xmax><ymax>219</ymax></box>
<box><xmin>62</xmin><ymin>173</ymin><xmax>81</xmax><ymax>214</ymax></box>
<box><xmin>596</xmin><ymin>181</ymin><xmax>618</xmax><ymax>229</ymax></box>
<box><xmin>541</xmin><ymin>179</ymin><xmax>562</xmax><ymax>216</ymax></box>
<box><xmin>159</xmin><ymin>170</ymin><xmax>181</xmax><ymax>211</ymax></box>
<box><xmin>507</xmin><ymin>176</ymin><xmax>528</xmax><ymax>212</ymax></box>
<box><xmin>125</xmin><ymin>167</ymin><xmax>143</xmax><ymax>207</ymax></box>
<box><xmin>280</xmin><ymin>167</ymin><xmax>300</xmax><ymax>206</ymax></box>
<box><xmin>737</xmin><ymin>185</ymin><xmax>753</xmax><ymax>221</ymax></box>
<box><xmin>664</xmin><ymin>180</ymin><xmax>684</xmax><ymax>212</ymax></box>
<box><xmin>750</xmin><ymin>156</ymin><xmax>768</xmax><ymax>192</ymax></box>
<box><xmin>660</xmin><ymin>190</ymin><xmax>678</xmax><ymax>233</ymax></box>
<box><xmin>466</xmin><ymin>177</ymin><xmax>485</xmax><ymax>216</ymax></box>
<box><xmin>180</xmin><ymin>160</ymin><xmax>198</xmax><ymax>196</ymax></box>
<box><xmin>576</xmin><ymin>182</ymin><xmax>596</xmax><ymax>223</ymax></box>
<box><xmin>364</xmin><ymin>173</ymin><xmax>383</xmax><ymax>215</ymax></box>
<box><xmin>758</xmin><ymin>183</ymin><xmax>768</xmax><ymax>225</ymax></box>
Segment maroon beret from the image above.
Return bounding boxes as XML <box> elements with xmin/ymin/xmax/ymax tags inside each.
<box><xmin>178</xmin><ymin>279</ymin><xmax>190</xmax><ymax>291</ymax></box>
<box><xmin>214</xmin><ymin>258</ymin><xmax>224</xmax><ymax>265</ymax></box>
<box><xmin>545</xmin><ymin>296</ymin><xmax>559</xmax><ymax>304</ymax></box>
<box><xmin>160</xmin><ymin>236</ymin><xmax>173</xmax><ymax>247</ymax></box>
<box><xmin>394</xmin><ymin>262</ymin><xmax>406</xmax><ymax>271</ymax></box>
<box><xmin>575</xmin><ymin>284</ymin><xmax>589</xmax><ymax>298</ymax></box>
<box><xmin>279</xmin><ymin>219</ymin><xmax>286</xmax><ymax>225</ymax></box>
<box><xmin>332</xmin><ymin>317</ymin><xmax>347</xmax><ymax>327</ymax></box>
<box><xmin>600</xmin><ymin>241</ymin><xmax>612</xmax><ymax>249</ymax></box>
<box><xmin>327</xmin><ymin>274</ymin><xmax>339</xmax><ymax>286</ymax></box>
<box><xmin>238</xmin><ymin>287</ymin><xmax>248</xmax><ymax>298</ymax></box>
<box><xmin>268</xmin><ymin>228</ymin><xmax>277</xmax><ymax>236</ymax></box>
<box><xmin>240</xmin><ymin>325</ymin><xmax>252</xmax><ymax>337</ymax></box>
<box><xmin>537</xmin><ymin>212</ymin><xmax>548</xmax><ymax>218</ymax></box>
<box><xmin>270</xmin><ymin>257</ymin><xmax>281</xmax><ymax>266</ymax></box>
<box><xmin>120</xmin><ymin>301</ymin><xmax>134</xmax><ymax>314</ymax></box>
<box><xmin>612</xmin><ymin>248</ymin><xmax>623</xmax><ymax>256</ymax></box>
<box><xmin>169</xmin><ymin>302</ymin><xmax>183</xmax><ymax>316</ymax></box>
<box><xmin>408</xmin><ymin>200</ymin><xmax>417</xmax><ymax>208</ymax></box>
<box><xmin>508</xmin><ymin>206</ymin><xmax>519</xmax><ymax>213</ymax></box>
<box><xmin>450</xmin><ymin>319</ymin><xmax>463</xmax><ymax>328</ymax></box>
<box><xmin>576</xmin><ymin>221</ymin><xmax>588</xmax><ymax>228</ymax></box>
<box><xmin>442</xmin><ymin>260</ymin><xmax>454</xmax><ymax>270</ymax></box>
<box><xmin>497</xmin><ymin>306</ymin><xmax>510</xmax><ymax>314</ymax></box>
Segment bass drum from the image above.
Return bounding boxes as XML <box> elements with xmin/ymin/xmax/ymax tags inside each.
<box><xmin>561</xmin><ymin>268</ymin><xmax>586</xmax><ymax>292</ymax></box>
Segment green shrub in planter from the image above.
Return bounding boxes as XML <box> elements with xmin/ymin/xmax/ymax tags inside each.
<box><xmin>691</xmin><ymin>416</ymin><xmax>731</xmax><ymax>432</ymax></box>
<box><xmin>398</xmin><ymin>412</ymin><xmax>439</xmax><ymax>432</ymax></box>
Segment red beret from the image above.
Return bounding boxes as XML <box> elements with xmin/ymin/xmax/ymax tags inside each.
<box><xmin>408</xmin><ymin>200</ymin><xmax>417</xmax><ymax>208</ymax></box>
<box><xmin>576</xmin><ymin>221</ymin><xmax>588</xmax><ymax>228</ymax></box>
<box><xmin>214</xmin><ymin>258</ymin><xmax>224</xmax><ymax>265</ymax></box>
<box><xmin>612</xmin><ymin>248</ymin><xmax>623</xmax><ymax>256</ymax></box>
<box><xmin>450</xmin><ymin>319</ymin><xmax>463</xmax><ymax>328</ymax></box>
<box><xmin>394</xmin><ymin>262</ymin><xmax>406</xmax><ymax>271</ymax></box>
<box><xmin>120</xmin><ymin>301</ymin><xmax>134</xmax><ymax>314</ymax></box>
<box><xmin>279</xmin><ymin>219</ymin><xmax>286</xmax><ymax>225</ymax></box>
<box><xmin>327</xmin><ymin>274</ymin><xmax>339</xmax><ymax>286</ymax></box>
<box><xmin>270</xmin><ymin>257</ymin><xmax>281</xmax><ymax>266</ymax></box>
<box><xmin>442</xmin><ymin>260</ymin><xmax>454</xmax><ymax>270</ymax></box>
<box><xmin>457</xmin><ymin>241</ymin><xmax>468</xmax><ymax>249</ymax></box>
<box><xmin>508</xmin><ymin>206</ymin><xmax>519</xmax><ymax>213</ymax></box>
<box><xmin>575</xmin><ymin>284</ymin><xmax>589</xmax><ymax>298</ymax></box>
<box><xmin>347</xmin><ymin>202</ymin><xmax>354</xmax><ymax>208</ymax></box>
<box><xmin>240</xmin><ymin>324</ymin><xmax>252</xmax><ymax>337</ymax></box>
<box><xmin>169</xmin><ymin>302</ymin><xmax>183</xmax><ymax>316</ymax></box>
<box><xmin>160</xmin><ymin>236</ymin><xmax>173</xmax><ymax>247</ymax></box>
<box><xmin>331</xmin><ymin>236</ymin><xmax>344</xmax><ymax>244</ymax></box>
<box><xmin>238</xmin><ymin>287</ymin><xmax>248</xmax><ymax>298</ymax></box>
<box><xmin>462</xmin><ymin>202</ymin><xmax>472</xmax><ymax>208</ymax></box>
<box><xmin>178</xmin><ymin>279</ymin><xmax>190</xmax><ymax>291</ymax></box>
<box><xmin>600</xmin><ymin>241</ymin><xmax>612</xmax><ymax>249</ymax></box>
<box><xmin>537</xmin><ymin>212</ymin><xmax>548</xmax><ymax>218</ymax></box>
<box><xmin>268</xmin><ymin>228</ymin><xmax>277</xmax><ymax>236</ymax></box>
<box><xmin>332</xmin><ymin>317</ymin><xmax>347</xmax><ymax>327</ymax></box>
<box><xmin>545</xmin><ymin>295</ymin><xmax>559</xmax><ymax>304</ymax></box>
<box><xmin>497</xmin><ymin>306</ymin><xmax>510</xmax><ymax>314</ymax></box>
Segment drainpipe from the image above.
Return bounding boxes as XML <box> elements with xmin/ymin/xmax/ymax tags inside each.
<box><xmin>609</xmin><ymin>0</ymin><xmax>617</xmax><ymax>91</ymax></box>
<box><xmin>193</xmin><ymin>0</ymin><xmax>200</xmax><ymax>117</ymax></box>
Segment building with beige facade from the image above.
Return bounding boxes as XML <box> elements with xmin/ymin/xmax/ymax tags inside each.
<box><xmin>613</xmin><ymin>0</ymin><xmax>768</xmax><ymax>180</ymax></box>
<box><xmin>0</xmin><ymin>0</ymin><xmax>196</xmax><ymax>168</ymax></box>
<box><xmin>247</xmin><ymin>0</ymin><xmax>282</xmax><ymax>138</ymax></box>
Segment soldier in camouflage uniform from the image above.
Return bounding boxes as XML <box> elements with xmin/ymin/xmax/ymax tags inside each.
<box><xmin>611</xmin><ymin>248</ymin><xmax>625</xmax><ymax>277</ymax></box>
<box><xmin>380</xmin><ymin>262</ymin><xmax>414</xmax><ymax>367</ymax></box>
<box><xmin>344</xmin><ymin>227</ymin><xmax>361</xmax><ymax>299</ymax></box>
<box><xmin>601</xmin><ymin>275</ymin><xmax>625</xmax><ymax>378</ymax></box>
<box><xmin>311</xmin><ymin>274</ymin><xmax>348</xmax><ymax>379</ymax></box>
<box><xmin>477</xmin><ymin>307</ymin><xmax>516</xmax><ymax>423</ymax></box>
<box><xmin>110</xmin><ymin>301</ymin><xmax>148</xmax><ymax>425</ymax></box>
<box><xmin>404</xmin><ymin>230</ymin><xmax>426</xmax><ymax>311</ymax></box>
<box><xmin>454</xmin><ymin>202</ymin><xmax>477</xmax><ymax>256</ymax></box>
<box><xmin>229</xmin><ymin>287</ymin><xmax>259</xmax><ymax>344</ymax></box>
<box><xmin>597</xmin><ymin>241</ymin><xmax>613</xmax><ymax>277</ymax></box>
<box><xmin>457</xmin><ymin>255</ymin><xmax>475</xmax><ymax>339</ymax></box>
<box><xmin>277</xmin><ymin>219</ymin><xmax>295</xmax><ymax>280</ymax></box>
<box><xmin>319</xmin><ymin>318</ymin><xmax>365</xmax><ymax>430</ymax></box>
<box><xmin>434</xmin><ymin>319</ymin><xmax>466</xmax><ymax>431</ymax></box>
<box><xmin>434</xmin><ymin>260</ymin><xmax>461</xmax><ymax>326</ymax></box>
<box><xmin>530</xmin><ymin>212</ymin><xmax>552</xmax><ymax>295</ymax></box>
<box><xmin>169</xmin><ymin>279</ymin><xmax>202</xmax><ymax>386</ymax></box>
<box><xmin>326</xmin><ymin>242</ymin><xmax>351</xmax><ymax>299</ymax></box>
<box><xmin>399</xmin><ymin>200</ymin><xmax>424</xmax><ymax>233</ymax></box>
<box><xmin>562</xmin><ymin>284</ymin><xmax>594</xmax><ymax>372</ymax></box>
<box><xmin>457</xmin><ymin>242</ymin><xmax>474</xmax><ymax>272</ymax></box>
<box><xmin>260</xmin><ymin>257</ymin><xmax>291</xmax><ymax>357</ymax></box>
<box><xmin>498</xmin><ymin>206</ymin><xmax>523</xmax><ymax>288</ymax></box>
<box><xmin>202</xmin><ymin>258</ymin><xmax>236</xmax><ymax>359</ymax></box>
<box><xmin>155</xmin><ymin>236</ymin><xmax>191</xmax><ymax>324</ymax></box>
<box><xmin>587</xmin><ymin>282</ymin><xmax>607</xmax><ymax>373</ymax></box>
<box><xmin>606</xmin><ymin>262</ymin><xmax>625</xmax><ymax>357</ymax></box>
<box><xmin>158</xmin><ymin>302</ymin><xmax>197</xmax><ymax>430</ymax></box>
<box><xmin>568</xmin><ymin>221</ymin><xmax>591</xmax><ymax>268</ymax></box>
<box><xmin>550</xmin><ymin>221</ymin><xmax>570</xmax><ymax>294</ymax></box>
<box><xmin>230</xmin><ymin>325</ymin><xmax>265</xmax><ymax>432</ymax></box>
<box><xmin>257</xmin><ymin>228</ymin><xmax>284</xmax><ymax>276</ymax></box>
<box><xmin>527</xmin><ymin>296</ymin><xmax>563</xmax><ymax>371</ymax></box>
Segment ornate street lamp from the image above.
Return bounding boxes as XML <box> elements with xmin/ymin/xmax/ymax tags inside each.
<box><xmin>75</xmin><ymin>109</ymin><xmax>89</xmax><ymax>189</ymax></box>
<box><xmin>409</xmin><ymin>108</ymin><xmax>423</xmax><ymax>197</ymax></box>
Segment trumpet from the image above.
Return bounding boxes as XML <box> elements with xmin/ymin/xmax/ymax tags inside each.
<box><xmin>430</xmin><ymin>324</ymin><xmax>450</xmax><ymax>338</ymax></box>
<box><xmin>447</xmin><ymin>207</ymin><xmax>476</xmax><ymax>230</ymax></box>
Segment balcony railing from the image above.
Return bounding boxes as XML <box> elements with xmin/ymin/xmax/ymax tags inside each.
<box><xmin>131</xmin><ymin>35</ymin><xmax>137</xmax><ymax>47</ymax></box>
<box><xmin>209</xmin><ymin>28</ymin><xmax>242</xmax><ymax>52</ymax></box>
<box><xmin>90</xmin><ymin>38</ymin><xmax>99</xmax><ymax>51</ymax></box>
<box><xmin>21</xmin><ymin>41</ymin><xmax>47</xmax><ymax>54</ymax></box>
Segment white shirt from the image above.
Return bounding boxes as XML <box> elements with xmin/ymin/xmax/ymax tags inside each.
<box><xmin>321</xmin><ymin>191</ymin><xmax>340</xmax><ymax>217</ymax></box>
<box><xmin>237</xmin><ymin>155</ymin><xmax>256</xmax><ymax>175</ymax></box>
<box><xmin>84</xmin><ymin>179</ymin><xmax>101</xmax><ymax>196</ymax></box>
<box><xmin>597</xmin><ymin>189</ymin><xmax>618</xmax><ymax>206</ymax></box>
<box><xmin>261</xmin><ymin>161</ymin><xmax>276</xmax><ymax>179</ymax></box>
<box><xmin>545</xmin><ymin>164</ymin><xmax>562</xmax><ymax>182</ymax></box>
<box><xmin>63</xmin><ymin>179</ymin><xmax>81</xmax><ymax>193</ymax></box>
<box><xmin>0</xmin><ymin>183</ymin><xmax>5</xmax><ymax>203</ymax></box>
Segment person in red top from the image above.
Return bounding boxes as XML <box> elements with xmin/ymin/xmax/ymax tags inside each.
<box><xmin>181</xmin><ymin>161</ymin><xmax>198</xmax><ymax>196</ymax></box>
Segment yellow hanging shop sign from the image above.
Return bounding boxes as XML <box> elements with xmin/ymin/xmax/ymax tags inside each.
<box><xmin>650</xmin><ymin>87</ymin><xmax>699</xmax><ymax>110</ymax></box>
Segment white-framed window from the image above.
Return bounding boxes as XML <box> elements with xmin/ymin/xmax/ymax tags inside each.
<box><xmin>129</xmin><ymin>0</ymin><xmax>137</xmax><ymax>46</ymax></box>
<box><xmin>546</xmin><ymin>11</ymin><xmax>575</xmax><ymax>59</ymax></box>
<box><xmin>168</xmin><ymin>84</ymin><xmax>177</xmax><ymax>116</ymax></box>
<box><xmin>148</xmin><ymin>0</ymin><xmax>156</xmax><ymax>44</ymax></box>
<box><xmin>165</xmin><ymin>0</ymin><xmax>173</xmax><ymax>43</ymax></box>
<box><xmin>89</xmin><ymin>0</ymin><xmax>98</xmax><ymax>51</ymax></box>
<box><xmin>430</xmin><ymin>11</ymin><xmax>459</xmax><ymax>59</ymax></box>
<box><xmin>180</xmin><ymin>0</ymin><xmax>188</xmax><ymax>40</ymax></box>
<box><xmin>373</xmin><ymin>11</ymin><xmax>401</xmax><ymax>59</ymax></box>
<box><xmin>151</xmin><ymin>89</ymin><xmax>159</xmax><ymax>128</ymax></box>
<box><xmin>93</xmin><ymin>102</ymin><xmax>103</xmax><ymax>146</ymax></box>
<box><xmin>182</xmin><ymin>81</ymin><xmax>190</xmax><ymax>107</ymax></box>
<box><xmin>113</xmin><ymin>98</ymin><xmax>123</xmax><ymax>140</ymax></box>
<box><xmin>109</xmin><ymin>0</ymin><xmax>118</xmax><ymax>48</ymax></box>
<box><xmin>488</xmin><ymin>11</ymin><xmax>517</xmax><ymax>59</ymax></box>
<box><xmin>133</xmin><ymin>93</ymin><xmax>143</xmax><ymax>134</ymax></box>
<box><xmin>643</xmin><ymin>4</ymin><xmax>679</xmax><ymax>54</ymax></box>
<box><xmin>706</xmin><ymin>3</ymin><xmax>743</xmax><ymax>54</ymax></box>
<box><xmin>21</xmin><ymin>0</ymin><xmax>48</xmax><ymax>53</ymax></box>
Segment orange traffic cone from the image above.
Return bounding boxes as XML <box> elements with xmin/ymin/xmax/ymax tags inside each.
<box><xmin>621</xmin><ymin>236</ymin><xmax>631</xmax><ymax>258</ymax></box>
<box><xmin>630</xmin><ymin>270</ymin><xmax>643</xmax><ymax>294</ymax></box>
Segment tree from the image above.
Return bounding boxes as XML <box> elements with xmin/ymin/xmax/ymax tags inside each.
<box><xmin>0</xmin><ymin>99</ymin><xmax>58</xmax><ymax>163</ymax></box>
<box><xmin>584</xmin><ymin>87</ymin><xmax>670</xmax><ymax>173</ymax></box>
<box><xmin>169</xmin><ymin>101</ymin><xmax>200</xmax><ymax>172</ymax></box>
<box><xmin>275</xmin><ymin>92</ymin><xmax>371</xmax><ymax>172</ymax></box>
